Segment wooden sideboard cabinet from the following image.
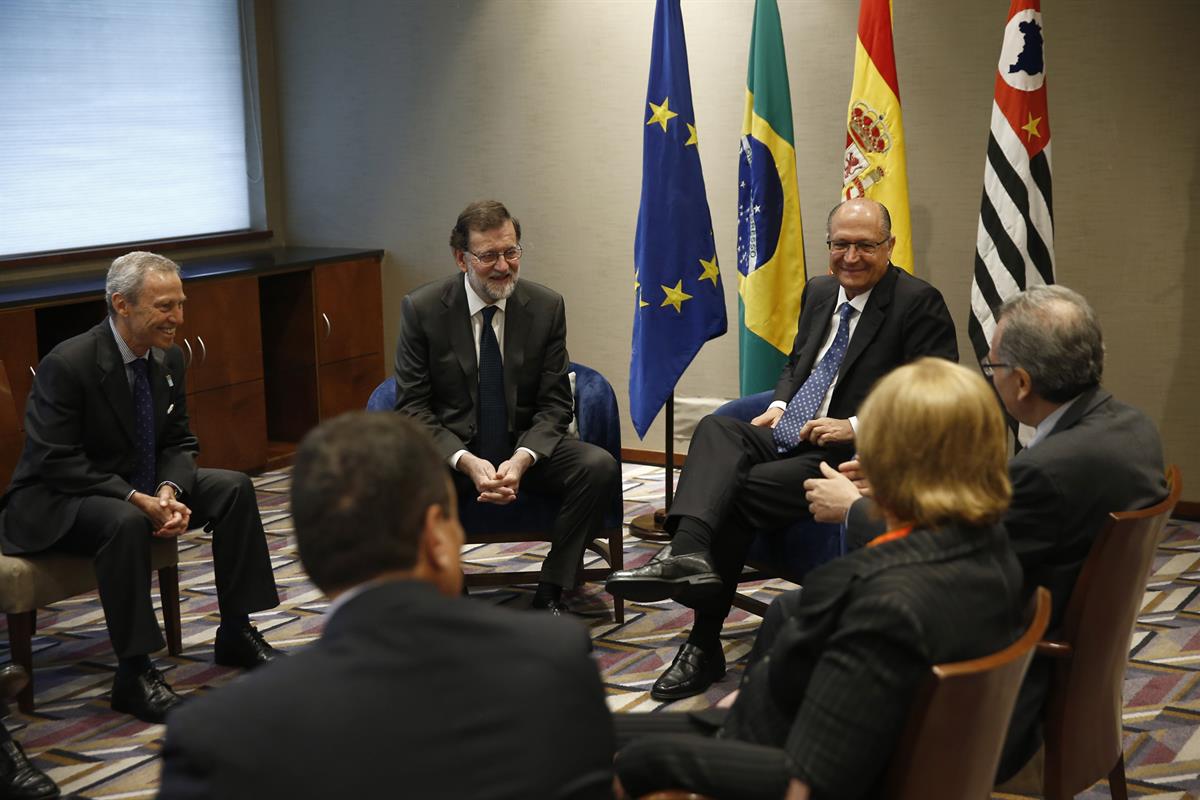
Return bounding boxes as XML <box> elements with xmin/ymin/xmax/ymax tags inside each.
<box><xmin>0</xmin><ymin>247</ymin><xmax>385</xmax><ymax>478</ymax></box>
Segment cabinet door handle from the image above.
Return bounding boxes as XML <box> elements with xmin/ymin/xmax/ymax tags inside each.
<box><xmin>183</xmin><ymin>338</ymin><xmax>194</xmax><ymax>367</ymax></box>
<box><xmin>321</xmin><ymin>313</ymin><xmax>332</xmax><ymax>340</ymax></box>
<box><xmin>196</xmin><ymin>335</ymin><xmax>207</xmax><ymax>365</ymax></box>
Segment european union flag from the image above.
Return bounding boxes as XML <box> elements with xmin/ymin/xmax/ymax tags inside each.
<box><xmin>630</xmin><ymin>0</ymin><xmax>727</xmax><ymax>439</ymax></box>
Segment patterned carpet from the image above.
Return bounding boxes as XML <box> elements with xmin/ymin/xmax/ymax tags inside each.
<box><xmin>1</xmin><ymin>463</ymin><xmax>1197</xmax><ymax>798</ymax></box>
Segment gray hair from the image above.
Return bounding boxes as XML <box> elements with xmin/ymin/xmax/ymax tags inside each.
<box><xmin>105</xmin><ymin>251</ymin><xmax>181</xmax><ymax>316</ymax></box>
<box><xmin>995</xmin><ymin>285</ymin><xmax>1104</xmax><ymax>402</ymax></box>
<box><xmin>826</xmin><ymin>198</ymin><xmax>893</xmax><ymax>240</ymax></box>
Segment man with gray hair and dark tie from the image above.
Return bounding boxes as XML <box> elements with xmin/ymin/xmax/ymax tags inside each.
<box><xmin>0</xmin><ymin>251</ymin><xmax>281</xmax><ymax>724</ymax></box>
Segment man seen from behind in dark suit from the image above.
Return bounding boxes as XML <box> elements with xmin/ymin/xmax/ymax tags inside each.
<box><xmin>158</xmin><ymin>412</ymin><xmax>615</xmax><ymax>800</ymax></box>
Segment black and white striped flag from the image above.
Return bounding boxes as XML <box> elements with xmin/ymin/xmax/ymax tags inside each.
<box><xmin>969</xmin><ymin>0</ymin><xmax>1054</xmax><ymax>364</ymax></box>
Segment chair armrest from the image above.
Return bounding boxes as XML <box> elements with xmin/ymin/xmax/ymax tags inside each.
<box><xmin>1036</xmin><ymin>639</ymin><xmax>1073</xmax><ymax>658</ymax></box>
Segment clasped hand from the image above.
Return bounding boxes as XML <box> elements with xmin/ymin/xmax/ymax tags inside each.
<box><xmin>461</xmin><ymin>451</ymin><xmax>534</xmax><ymax>505</ymax></box>
<box><xmin>131</xmin><ymin>485</ymin><xmax>191</xmax><ymax>537</ymax></box>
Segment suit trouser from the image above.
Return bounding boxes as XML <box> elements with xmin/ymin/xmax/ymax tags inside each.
<box><xmin>51</xmin><ymin>469</ymin><xmax>280</xmax><ymax>658</ymax></box>
<box><xmin>666</xmin><ymin>415</ymin><xmax>852</xmax><ymax>621</ymax></box>
<box><xmin>453</xmin><ymin>438</ymin><xmax>620</xmax><ymax>589</ymax></box>
<box><xmin>614</xmin><ymin>709</ymin><xmax>789</xmax><ymax>799</ymax></box>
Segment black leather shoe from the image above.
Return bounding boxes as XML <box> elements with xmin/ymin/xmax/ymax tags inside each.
<box><xmin>0</xmin><ymin>666</ymin><xmax>29</xmax><ymax>707</ymax></box>
<box><xmin>0</xmin><ymin>738</ymin><xmax>59</xmax><ymax>800</ymax></box>
<box><xmin>605</xmin><ymin>546</ymin><xmax>723</xmax><ymax>604</ymax></box>
<box><xmin>214</xmin><ymin>624</ymin><xmax>281</xmax><ymax>670</ymax></box>
<box><xmin>110</xmin><ymin>666</ymin><xmax>182</xmax><ymax>724</ymax></box>
<box><xmin>531</xmin><ymin>596</ymin><xmax>570</xmax><ymax>617</ymax></box>
<box><xmin>651</xmin><ymin>643</ymin><xmax>726</xmax><ymax>702</ymax></box>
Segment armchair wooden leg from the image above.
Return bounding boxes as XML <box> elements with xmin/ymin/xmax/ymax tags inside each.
<box><xmin>610</xmin><ymin>528</ymin><xmax>625</xmax><ymax>624</ymax></box>
<box><xmin>6</xmin><ymin>611</ymin><xmax>35</xmax><ymax>713</ymax></box>
<box><xmin>158</xmin><ymin>565</ymin><xmax>183</xmax><ymax>656</ymax></box>
<box><xmin>1108</xmin><ymin>753</ymin><xmax>1128</xmax><ymax>800</ymax></box>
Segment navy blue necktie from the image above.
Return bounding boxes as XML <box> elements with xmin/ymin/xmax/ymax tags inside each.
<box><xmin>773</xmin><ymin>302</ymin><xmax>855</xmax><ymax>453</ymax></box>
<box><xmin>476</xmin><ymin>306</ymin><xmax>509</xmax><ymax>466</ymax></box>
<box><xmin>129</xmin><ymin>358</ymin><xmax>157</xmax><ymax>494</ymax></box>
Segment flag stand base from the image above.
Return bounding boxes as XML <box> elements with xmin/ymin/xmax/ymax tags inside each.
<box><xmin>629</xmin><ymin>509</ymin><xmax>671</xmax><ymax>542</ymax></box>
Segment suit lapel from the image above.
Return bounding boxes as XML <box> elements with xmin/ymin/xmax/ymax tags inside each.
<box><xmin>149</xmin><ymin>349</ymin><xmax>171</xmax><ymax>437</ymax></box>
<box><xmin>95</xmin><ymin>323</ymin><xmax>138</xmax><ymax>446</ymax></box>
<box><xmin>443</xmin><ymin>278</ymin><xmax>479</xmax><ymax>410</ymax></box>
<box><xmin>796</xmin><ymin>287</ymin><xmax>837</xmax><ymax>380</ymax></box>
<box><xmin>838</xmin><ymin>265</ymin><xmax>898</xmax><ymax>378</ymax></box>
<box><xmin>501</xmin><ymin>287</ymin><xmax>528</xmax><ymax>426</ymax></box>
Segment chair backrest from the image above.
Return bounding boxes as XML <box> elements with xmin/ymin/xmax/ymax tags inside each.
<box><xmin>1042</xmin><ymin>465</ymin><xmax>1182</xmax><ymax>798</ymax></box>
<box><xmin>883</xmin><ymin>586</ymin><xmax>1052</xmax><ymax>800</ymax></box>
<box><xmin>0</xmin><ymin>360</ymin><xmax>22</xmax><ymax>489</ymax></box>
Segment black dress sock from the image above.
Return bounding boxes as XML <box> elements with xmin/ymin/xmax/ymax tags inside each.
<box><xmin>533</xmin><ymin>581</ymin><xmax>562</xmax><ymax>605</ymax></box>
<box><xmin>669</xmin><ymin>516</ymin><xmax>714</xmax><ymax>555</ymax></box>
<box><xmin>116</xmin><ymin>654</ymin><xmax>152</xmax><ymax>677</ymax></box>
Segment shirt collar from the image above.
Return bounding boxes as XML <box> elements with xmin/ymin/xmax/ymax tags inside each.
<box><xmin>463</xmin><ymin>273</ymin><xmax>507</xmax><ymax>318</ymax></box>
<box><xmin>837</xmin><ymin>285</ymin><xmax>872</xmax><ymax>315</ymax></box>
<box><xmin>108</xmin><ymin>317</ymin><xmax>148</xmax><ymax>365</ymax></box>
<box><xmin>1027</xmin><ymin>394</ymin><xmax>1083</xmax><ymax>448</ymax></box>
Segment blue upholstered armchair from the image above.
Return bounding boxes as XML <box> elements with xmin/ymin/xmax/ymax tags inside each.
<box><xmin>712</xmin><ymin>391</ymin><xmax>845</xmax><ymax>615</ymax></box>
<box><xmin>367</xmin><ymin>362</ymin><xmax>625</xmax><ymax>621</ymax></box>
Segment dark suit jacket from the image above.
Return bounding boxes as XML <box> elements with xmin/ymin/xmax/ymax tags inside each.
<box><xmin>158</xmin><ymin>580</ymin><xmax>615</xmax><ymax>800</ymax></box>
<box><xmin>0</xmin><ymin>321</ymin><xmax>197</xmax><ymax>554</ymax></box>
<box><xmin>771</xmin><ymin>265</ymin><xmax>958</xmax><ymax>416</ymax></box>
<box><xmin>998</xmin><ymin>386</ymin><xmax>1166</xmax><ymax>778</ymax></box>
<box><xmin>393</xmin><ymin>275</ymin><xmax>573</xmax><ymax>461</ymax></box>
<box><xmin>722</xmin><ymin>522</ymin><xmax>1024</xmax><ymax>799</ymax></box>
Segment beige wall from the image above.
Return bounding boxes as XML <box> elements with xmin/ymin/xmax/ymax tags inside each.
<box><xmin>269</xmin><ymin>0</ymin><xmax>1200</xmax><ymax>491</ymax></box>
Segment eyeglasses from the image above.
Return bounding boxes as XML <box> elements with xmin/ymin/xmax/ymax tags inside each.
<box><xmin>979</xmin><ymin>361</ymin><xmax>1011</xmax><ymax>377</ymax></box>
<box><xmin>826</xmin><ymin>238</ymin><xmax>890</xmax><ymax>255</ymax></box>
<box><xmin>465</xmin><ymin>244</ymin><xmax>523</xmax><ymax>268</ymax></box>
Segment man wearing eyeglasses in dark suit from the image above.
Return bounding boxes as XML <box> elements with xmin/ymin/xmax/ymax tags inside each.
<box><xmin>607</xmin><ymin>198</ymin><xmax>959</xmax><ymax>701</ymax></box>
<box><xmin>393</xmin><ymin>200</ymin><xmax>620</xmax><ymax>615</ymax></box>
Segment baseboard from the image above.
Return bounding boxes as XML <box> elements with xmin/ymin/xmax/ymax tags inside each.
<box><xmin>621</xmin><ymin>447</ymin><xmax>685</xmax><ymax>468</ymax></box>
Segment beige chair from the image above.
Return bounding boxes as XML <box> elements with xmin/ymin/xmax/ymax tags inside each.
<box><xmin>1037</xmin><ymin>465</ymin><xmax>1183</xmax><ymax>800</ymax></box>
<box><xmin>637</xmin><ymin>587</ymin><xmax>1052</xmax><ymax>800</ymax></box>
<box><xmin>0</xmin><ymin>360</ymin><xmax>181</xmax><ymax>712</ymax></box>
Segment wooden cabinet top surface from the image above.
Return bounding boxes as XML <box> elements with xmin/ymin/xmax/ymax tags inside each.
<box><xmin>0</xmin><ymin>246</ymin><xmax>384</xmax><ymax>311</ymax></box>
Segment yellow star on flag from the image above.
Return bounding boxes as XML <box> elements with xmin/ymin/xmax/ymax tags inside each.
<box><xmin>660</xmin><ymin>280</ymin><xmax>693</xmax><ymax>313</ymax></box>
<box><xmin>698</xmin><ymin>255</ymin><xmax>719</xmax><ymax>286</ymax></box>
<box><xmin>1021</xmin><ymin>113</ymin><xmax>1042</xmax><ymax>141</ymax></box>
<box><xmin>634</xmin><ymin>276</ymin><xmax>648</xmax><ymax>308</ymax></box>
<box><xmin>646</xmin><ymin>97</ymin><xmax>678</xmax><ymax>132</ymax></box>
<box><xmin>685</xmin><ymin>123</ymin><xmax>698</xmax><ymax>147</ymax></box>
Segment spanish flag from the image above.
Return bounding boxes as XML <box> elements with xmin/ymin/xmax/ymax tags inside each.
<box><xmin>842</xmin><ymin>0</ymin><xmax>914</xmax><ymax>272</ymax></box>
<box><xmin>737</xmin><ymin>0</ymin><xmax>805</xmax><ymax>395</ymax></box>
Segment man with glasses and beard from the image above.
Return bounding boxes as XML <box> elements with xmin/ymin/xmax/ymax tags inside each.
<box><xmin>393</xmin><ymin>200</ymin><xmax>619</xmax><ymax>615</ymax></box>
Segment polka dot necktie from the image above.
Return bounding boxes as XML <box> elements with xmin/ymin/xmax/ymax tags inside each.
<box><xmin>128</xmin><ymin>358</ymin><xmax>157</xmax><ymax>494</ymax></box>
<box><xmin>773</xmin><ymin>302</ymin><xmax>855</xmax><ymax>453</ymax></box>
<box><xmin>476</xmin><ymin>305</ymin><xmax>509</xmax><ymax>466</ymax></box>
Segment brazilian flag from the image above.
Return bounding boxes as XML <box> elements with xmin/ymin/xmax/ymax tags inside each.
<box><xmin>737</xmin><ymin>0</ymin><xmax>806</xmax><ymax>395</ymax></box>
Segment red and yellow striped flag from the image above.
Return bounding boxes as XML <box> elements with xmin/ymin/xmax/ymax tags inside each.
<box><xmin>841</xmin><ymin>0</ymin><xmax>913</xmax><ymax>271</ymax></box>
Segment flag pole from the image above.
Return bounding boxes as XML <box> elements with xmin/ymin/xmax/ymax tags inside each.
<box><xmin>629</xmin><ymin>392</ymin><xmax>675</xmax><ymax>543</ymax></box>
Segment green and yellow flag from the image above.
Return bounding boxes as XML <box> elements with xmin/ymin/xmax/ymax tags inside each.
<box><xmin>737</xmin><ymin>0</ymin><xmax>805</xmax><ymax>395</ymax></box>
<box><xmin>842</xmin><ymin>0</ymin><xmax>913</xmax><ymax>271</ymax></box>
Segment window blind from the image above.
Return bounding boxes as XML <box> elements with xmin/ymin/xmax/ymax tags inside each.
<box><xmin>0</xmin><ymin>0</ymin><xmax>257</xmax><ymax>257</ymax></box>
